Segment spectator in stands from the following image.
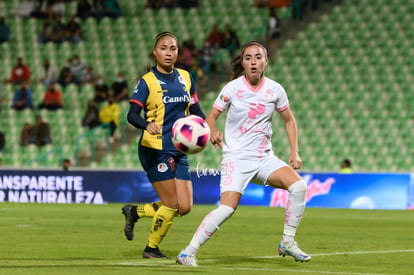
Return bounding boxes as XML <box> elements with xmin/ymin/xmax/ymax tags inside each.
<box><xmin>57</xmin><ymin>58</ymin><xmax>73</xmax><ymax>90</ymax></box>
<box><xmin>47</xmin><ymin>0</ymin><xmax>66</xmax><ymax>19</ymax></box>
<box><xmin>160</xmin><ymin>0</ymin><xmax>175</xmax><ymax>9</ymax></box>
<box><xmin>93</xmin><ymin>76</ymin><xmax>109</xmax><ymax>103</ymax></box>
<box><xmin>0</xmin><ymin>17</ymin><xmax>10</xmax><ymax>43</ymax></box>
<box><xmin>0</xmin><ymin>131</ymin><xmax>5</xmax><ymax>153</ymax></box>
<box><xmin>110</xmin><ymin>72</ymin><xmax>128</xmax><ymax>102</ymax></box>
<box><xmin>198</xmin><ymin>40</ymin><xmax>215</xmax><ymax>81</ymax></box>
<box><xmin>253</xmin><ymin>0</ymin><xmax>267</xmax><ymax>8</ymax></box>
<box><xmin>82</xmin><ymin>65</ymin><xmax>99</xmax><ymax>85</ymax></box>
<box><xmin>20</xmin><ymin>122</ymin><xmax>32</xmax><ymax>147</ymax></box>
<box><xmin>339</xmin><ymin>158</ymin><xmax>353</xmax><ymax>173</ymax></box>
<box><xmin>39</xmin><ymin>15</ymin><xmax>66</xmax><ymax>44</ymax></box>
<box><xmin>65</xmin><ymin>15</ymin><xmax>82</xmax><ymax>43</ymax></box>
<box><xmin>69</xmin><ymin>55</ymin><xmax>87</xmax><ymax>86</ymax></box>
<box><xmin>177</xmin><ymin>40</ymin><xmax>196</xmax><ymax>72</ymax></box>
<box><xmin>77</xmin><ymin>0</ymin><xmax>93</xmax><ymax>20</ymax></box>
<box><xmin>145</xmin><ymin>0</ymin><xmax>162</xmax><ymax>10</ymax></box>
<box><xmin>177</xmin><ymin>0</ymin><xmax>198</xmax><ymax>9</ymax></box>
<box><xmin>30</xmin><ymin>0</ymin><xmax>48</xmax><ymax>19</ymax></box>
<box><xmin>222</xmin><ymin>24</ymin><xmax>240</xmax><ymax>58</ymax></box>
<box><xmin>28</xmin><ymin>115</ymin><xmax>52</xmax><ymax>147</ymax></box>
<box><xmin>62</xmin><ymin>158</ymin><xmax>71</xmax><ymax>171</ymax></box>
<box><xmin>51</xmin><ymin>15</ymin><xmax>66</xmax><ymax>44</ymax></box>
<box><xmin>103</xmin><ymin>0</ymin><xmax>122</xmax><ymax>19</ymax></box>
<box><xmin>39</xmin><ymin>59</ymin><xmax>57</xmax><ymax>88</ymax></box>
<box><xmin>38</xmin><ymin>17</ymin><xmax>54</xmax><ymax>43</ymax></box>
<box><xmin>3</xmin><ymin>57</ymin><xmax>31</xmax><ymax>85</ymax></box>
<box><xmin>92</xmin><ymin>0</ymin><xmax>105</xmax><ymax>20</ymax></box>
<box><xmin>99</xmin><ymin>96</ymin><xmax>120</xmax><ymax>143</ymax></box>
<box><xmin>206</xmin><ymin>24</ymin><xmax>224</xmax><ymax>50</ymax></box>
<box><xmin>11</xmin><ymin>82</ymin><xmax>34</xmax><ymax>111</ymax></box>
<box><xmin>38</xmin><ymin>83</ymin><xmax>63</xmax><ymax>110</ymax></box>
<box><xmin>267</xmin><ymin>7</ymin><xmax>281</xmax><ymax>40</ymax></box>
<box><xmin>82</xmin><ymin>99</ymin><xmax>101</xmax><ymax>129</ymax></box>
<box><xmin>12</xmin><ymin>0</ymin><xmax>34</xmax><ymax>19</ymax></box>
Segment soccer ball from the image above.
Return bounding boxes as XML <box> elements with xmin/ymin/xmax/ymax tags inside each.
<box><xmin>172</xmin><ymin>115</ymin><xmax>210</xmax><ymax>154</ymax></box>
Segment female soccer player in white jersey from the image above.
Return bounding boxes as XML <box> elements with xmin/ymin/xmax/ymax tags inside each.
<box><xmin>176</xmin><ymin>41</ymin><xmax>311</xmax><ymax>266</ymax></box>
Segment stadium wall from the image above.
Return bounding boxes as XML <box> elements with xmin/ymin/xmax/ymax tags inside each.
<box><xmin>0</xmin><ymin>170</ymin><xmax>413</xmax><ymax>210</ymax></box>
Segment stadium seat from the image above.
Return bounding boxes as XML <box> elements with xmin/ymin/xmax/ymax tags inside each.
<box><xmin>1</xmin><ymin>0</ymin><xmax>412</xmax><ymax>172</ymax></box>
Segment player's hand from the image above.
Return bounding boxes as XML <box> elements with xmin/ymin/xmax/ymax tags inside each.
<box><xmin>288</xmin><ymin>151</ymin><xmax>302</xmax><ymax>170</ymax></box>
<box><xmin>210</xmin><ymin>130</ymin><xmax>223</xmax><ymax>149</ymax></box>
<box><xmin>146</xmin><ymin>121</ymin><xmax>162</xmax><ymax>135</ymax></box>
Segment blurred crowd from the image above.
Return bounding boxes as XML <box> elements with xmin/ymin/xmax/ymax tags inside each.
<box><xmin>1</xmin><ymin>0</ymin><xmax>278</xmax><ymax>160</ymax></box>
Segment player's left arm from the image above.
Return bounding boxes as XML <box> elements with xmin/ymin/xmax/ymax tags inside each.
<box><xmin>189</xmin><ymin>102</ymin><xmax>205</xmax><ymax>119</ymax></box>
<box><xmin>188</xmin><ymin>72</ymin><xmax>206</xmax><ymax>118</ymax></box>
<box><xmin>279</xmin><ymin>107</ymin><xmax>302</xmax><ymax>170</ymax></box>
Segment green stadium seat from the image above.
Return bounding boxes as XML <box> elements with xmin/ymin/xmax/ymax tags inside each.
<box><xmin>1</xmin><ymin>0</ymin><xmax>411</xmax><ymax>171</ymax></box>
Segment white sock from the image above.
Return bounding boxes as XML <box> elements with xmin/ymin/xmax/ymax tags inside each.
<box><xmin>183</xmin><ymin>204</ymin><xmax>234</xmax><ymax>255</ymax></box>
<box><xmin>282</xmin><ymin>180</ymin><xmax>307</xmax><ymax>244</ymax></box>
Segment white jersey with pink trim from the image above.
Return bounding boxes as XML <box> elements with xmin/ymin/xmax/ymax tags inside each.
<box><xmin>213</xmin><ymin>75</ymin><xmax>289</xmax><ymax>159</ymax></box>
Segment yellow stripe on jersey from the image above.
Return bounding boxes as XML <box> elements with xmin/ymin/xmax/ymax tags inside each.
<box><xmin>140</xmin><ymin>69</ymin><xmax>192</xmax><ymax>150</ymax></box>
<box><xmin>141</xmin><ymin>71</ymin><xmax>164</xmax><ymax>149</ymax></box>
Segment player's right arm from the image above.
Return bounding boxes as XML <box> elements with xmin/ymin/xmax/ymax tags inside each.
<box><xmin>127</xmin><ymin>78</ymin><xmax>162</xmax><ymax>135</ymax></box>
<box><xmin>206</xmin><ymin>107</ymin><xmax>223</xmax><ymax>149</ymax></box>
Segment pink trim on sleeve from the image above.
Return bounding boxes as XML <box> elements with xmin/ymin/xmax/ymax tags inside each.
<box><xmin>276</xmin><ymin>104</ymin><xmax>289</xmax><ymax>112</ymax></box>
<box><xmin>213</xmin><ymin>103</ymin><xmax>224</xmax><ymax>112</ymax></box>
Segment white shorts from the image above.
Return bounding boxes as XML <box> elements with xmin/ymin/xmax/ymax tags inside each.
<box><xmin>220</xmin><ymin>155</ymin><xmax>288</xmax><ymax>194</ymax></box>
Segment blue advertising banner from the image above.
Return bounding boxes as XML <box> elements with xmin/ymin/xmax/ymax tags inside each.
<box><xmin>192</xmin><ymin>172</ymin><xmax>412</xmax><ymax>209</ymax></box>
<box><xmin>0</xmin><ymin>170</ymin><xmax>412</xmax><ymax>210</ymax></box>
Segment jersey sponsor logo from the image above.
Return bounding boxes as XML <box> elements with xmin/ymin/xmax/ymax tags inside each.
<box><xmin>162</xmin><ymin>94</ymin><xmax>190</xmax><ymax>104</ymax></box>
<box><xmin>178</xmin><ymin>75</ymin><xmax>186</xmax><ymax>85</ymax></box>
<box><xmin>157</xmin><ymin>163</ymin><xmax>168</xmax><ymax>173</ymax></box>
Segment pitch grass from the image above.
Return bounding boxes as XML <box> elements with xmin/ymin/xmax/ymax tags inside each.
<box><xmin>0</xmin><ymin>203</ymin><xmax>413</xmax><ymax>275</ymax></box>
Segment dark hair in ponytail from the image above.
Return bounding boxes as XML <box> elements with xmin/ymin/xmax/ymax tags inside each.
<box><xmin>230</xmin><ymin>55</ymin><xmax>243</xmax><ymax>80</ymax></box>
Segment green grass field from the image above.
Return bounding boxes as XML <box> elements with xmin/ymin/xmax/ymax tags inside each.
<box><xmin>0</xmin><ymin>203</ymin><xmax>413</xmax><ymax>275</ymax></box>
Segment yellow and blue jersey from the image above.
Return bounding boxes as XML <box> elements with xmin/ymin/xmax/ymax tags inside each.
<box><xmin>130</xmin><ymin>67</ymin><xmax>199</xmax><ymax>151</ymax></box>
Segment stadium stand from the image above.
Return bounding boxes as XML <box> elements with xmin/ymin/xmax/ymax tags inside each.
<box><xmin>0</xmin><ymin>0</ymin><xmax>412</xmax><ymax>173</ymax></box>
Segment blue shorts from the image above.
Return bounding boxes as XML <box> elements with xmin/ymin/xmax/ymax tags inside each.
<box><xmin>139</xmin><ymin>145</ymin><xmax>191</xmax><ymax>182</ymax></box>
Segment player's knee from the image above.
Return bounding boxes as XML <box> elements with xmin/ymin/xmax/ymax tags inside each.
<box><xmin>177</xmin><ymin>205</ymin><xmax>192</xmax><ymax>216</ymax></box>
<box><xmin>288</xmin><ymin>179</ymin><xmax>307</xmax><ymax>194</ymax></box>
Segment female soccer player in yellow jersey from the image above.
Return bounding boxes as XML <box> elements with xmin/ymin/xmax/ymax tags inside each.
<box><xmin>122</xmin><ymin>32</ymin><xmax>205</xmax><ymax>259</ymax></box>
